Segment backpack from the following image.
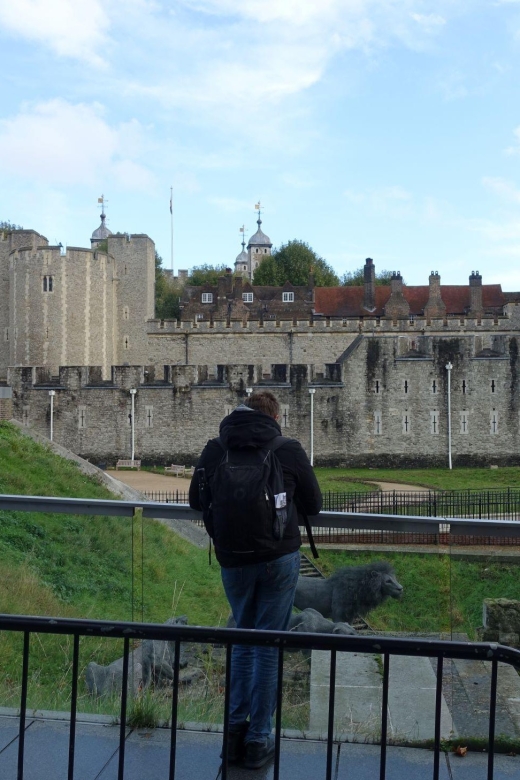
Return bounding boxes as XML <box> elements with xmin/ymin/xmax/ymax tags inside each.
<box><xmin>199</xmin><ymin>436</ymin><xmax>291</xmax><ymax>556</ymax></box>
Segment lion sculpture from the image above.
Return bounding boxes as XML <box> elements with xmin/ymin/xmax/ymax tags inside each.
<box><xmin>86</xmin><ymin>616</ymin><xmax>189</xmax><ymax>696</ymax></box>
<box><xmin>293</xmin><ymin>561</ymin><xmax>403</xmax><ymax>624</ymax></box>
<box><xmin>288</xmin><ymin>608</ymin><xmax>357</xmax><ymax>636</ymax></box>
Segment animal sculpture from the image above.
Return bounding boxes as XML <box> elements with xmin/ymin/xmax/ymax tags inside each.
<box><xmin>293</xmin><ymin>561</ymin><xmax>403</xmax><ymax>624</ymax></box>
<box><xmin>86</xmin><ymin>616</ymin><xmax>188</xmax><ymax>696</ymax></box>
<box><xmin>288</xmin><ymin>608</ymin><xmax>357</xmax><ymax>635</ymax></box>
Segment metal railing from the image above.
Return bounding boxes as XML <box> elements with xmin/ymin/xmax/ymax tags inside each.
<box><xmin>141</xmin><ymin>488</ymin><xmax>520</xmax><ymax>545</ymax></box>
<box><xmin>1</xmin><ymin>494</ymin><xmax>520</xmax><ymax>779</ymax></box>
<box><xmin>1</xmin><ymin>613</ymin><xmax>520</xmax><ymax>780</ymax></box>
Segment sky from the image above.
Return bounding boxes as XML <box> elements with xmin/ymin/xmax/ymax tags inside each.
<box><xmin>2</xmin><ymin>1</ymin><xmax>520</xmax><ymax>288</ymax></box>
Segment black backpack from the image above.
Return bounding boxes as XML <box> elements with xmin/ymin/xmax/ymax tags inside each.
<box><xmin>199</xmin><ymin>436</ymin><xmax>291</xmax><ymax>555</ymax></box>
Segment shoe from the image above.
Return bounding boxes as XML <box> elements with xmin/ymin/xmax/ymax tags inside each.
<box><xmin>244</xmin><ymin>737</ymin><xmax>276</xmax><ymax>770</ymax></box>
<box><xmin>221</xmin><ymin>722</ymin><xmax>249</xmax><ymax>764</ymax></box>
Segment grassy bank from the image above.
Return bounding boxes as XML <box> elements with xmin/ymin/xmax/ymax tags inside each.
<box><xmin>314</xmin><ymin>466</ymin><xmax>520</xmax><ymax>492</ymax></box>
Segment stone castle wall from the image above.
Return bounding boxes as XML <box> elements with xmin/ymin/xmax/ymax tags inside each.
<box><xmin>0</xmin><ymin>231</ymin><xmax>155</xmax><ymax>381</ymax></box>
<box><xmin>9</xmin><ymin>332</ymin><xmax>520</xmax><ymax>466</ymax></box>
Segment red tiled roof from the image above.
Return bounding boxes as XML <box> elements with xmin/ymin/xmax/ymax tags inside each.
<box><xmin>314</xmin><ymin>285</ymin><xmax>505</xmax><ymax>317</ymax></box>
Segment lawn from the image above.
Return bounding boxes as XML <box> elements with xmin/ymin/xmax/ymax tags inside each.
<box><xmin>314</xmin><ymin>466</ymin><xmax>520</xmax><ymax>492</ymax></box>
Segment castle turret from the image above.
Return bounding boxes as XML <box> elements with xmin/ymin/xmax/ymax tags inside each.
<box><xmin>91</xmin><ymin>197</ymin><xmax>112</xmax><ymax>247</ymax></box>
<box><xmin>234</xmin><ymin>230</ymin><xmax>249</xmax><ymax>276</ymax></box>
<box><xmin>247</xmin><ymin>205</ymin><xmax>272</xmax><ymax>282</ymax></box>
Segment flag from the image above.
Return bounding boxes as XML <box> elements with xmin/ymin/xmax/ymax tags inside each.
<box><xmin>97</xmin><ymin>197</ymin><xmax>103</xmax><ymax>204</ymax></box>
<box><xmin>255</xmin><ymin>203</ymin><xmax>260</xmax><ymax>209</ymax></box>
<box><xmin>239</xmin><ymin>226</ymin><xmax>244</xmax><ymax>232</ymax></box>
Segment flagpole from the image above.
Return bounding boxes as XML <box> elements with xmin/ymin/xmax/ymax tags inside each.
<box><xmin>170</xmin><ymin>186</ymin><xmax>174</xmax><ymax>275</ymax></box>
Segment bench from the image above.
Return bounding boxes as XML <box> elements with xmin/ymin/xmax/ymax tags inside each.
<box><xmin>164</xmin><ymin>464</ymin><xmax>185</xmax><ymax>477</ymax></box>
<box><xmin>185</xmin><ymin>466</ymin><xmax>195</xmax><ymax>478</ymax></box>
<box><xmin>115</xmin><ymin>460</ymin><xmax>141</xmax><ymax>470</ymax></box>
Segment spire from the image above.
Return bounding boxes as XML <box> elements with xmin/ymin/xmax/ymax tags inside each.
<box><xmin>91</xmin><ymin>194</ymin><xmax>113</xmax><ymax>246</ymax></box>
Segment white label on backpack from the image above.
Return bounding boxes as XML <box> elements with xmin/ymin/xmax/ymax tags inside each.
<box><xmin>274</xmin><ymin>492</ymin><xmax>287</xmax><ymax>509</ymax></box>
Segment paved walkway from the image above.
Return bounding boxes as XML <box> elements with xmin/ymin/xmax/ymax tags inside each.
<box><xmin>105</xmin><ymin>470</ymin><xmax>191</xmax><ymax>493</ymax></box>
<box><xmin>1</xmin><ymin>714</ymin><xmax>518</xmax><ymax>779</ymax></box>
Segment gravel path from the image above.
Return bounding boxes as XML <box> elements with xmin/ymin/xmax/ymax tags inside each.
<box><xmin>105</xmin><ymin>470</ymin><xmax>191</xmax><ymax>493</ymax></box>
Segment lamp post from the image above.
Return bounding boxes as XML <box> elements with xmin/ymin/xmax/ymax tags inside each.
<box><xmin>130</xmin><ymin>389</ymin><xmax>137</xmax><ymax>462</ymax></box>
<box><xmin>49</xmin><ymin>390</ymin><xmax>55</xmax><ymax>442</ymax></box>
<box><xmin>445</xmin><ymin>362</ymin><xmax>453</xmax><ymax>470</ymax></box>
<box><xmin>308</xmin><ymin>388</ymin><xmax>316</xmax><ymax>466</ymax></box>
<box><xmin>246</xmin><ymin>387</ymin><xmax>253</xmax><ymax>397</ymax></box>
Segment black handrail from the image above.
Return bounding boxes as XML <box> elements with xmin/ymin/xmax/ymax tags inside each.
<box><xmin>1</xmin><ymin>613</ymin><xmax>519</xmax><ymax>780</ymax></box>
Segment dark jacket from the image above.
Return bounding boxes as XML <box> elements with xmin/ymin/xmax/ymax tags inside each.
<box><xmin>189</xmin><ymin>406</ymin><xmax>322</xmax><ymax>567</ymax></box>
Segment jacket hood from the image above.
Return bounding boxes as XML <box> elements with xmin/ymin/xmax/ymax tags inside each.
<box><xmin>219</xmin><ymin>407</ymin><xmax>281</xmax><ymax>449</ymax></box>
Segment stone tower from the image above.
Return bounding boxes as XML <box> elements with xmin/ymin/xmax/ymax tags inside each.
<box><xmin>247</xmin><ymin>207</ymin><xmax>272</xmax><ymax>282</ymax></box>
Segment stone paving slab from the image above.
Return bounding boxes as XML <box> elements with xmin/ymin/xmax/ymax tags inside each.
<box><xmin>447</xmin><ymin>750</ymin><xmax>520</xmax><ymax>780</ymax></box>
<box><xmin>0</xmin><ymin>717</ymin><xmax>126</xmax><ymax>780</ymax></box>
<box><xmin>97</xmin><ymin>728</ymin><xmax>222</xmax><ymax>780</ymax></box>
<box><xmin>388</xmin><ymin>655</ymin><xmax>454</xmax><ymax>742</ymax></box>
<box><xmin>0</xmin><ymin>715</ymin><xmax>27</xmax><ymax>752</ymax></box>
<box><xmin>337</xmin><ymin>743</ymin><xmax>451</xmax><ymax>779</ymax></box>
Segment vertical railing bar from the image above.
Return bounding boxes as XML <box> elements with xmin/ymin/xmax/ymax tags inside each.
<box><xmin>273</xmin><ymin>645</ymin><xmax>285</xmax><ymax>780</ymax></box>
<box><xmin>432</xmin><ymin>655</ymin><xmax>443</xmax><ymax>780</ymax></box>
<box><xmin>67</xmin><ymin>633</ymin><xmax>80</xmax><ymax>780</ymax></box>
<box><xmin>221</xmin><ymin>642</ymin><xmax>233</xmax><ymax>780</ymax></box>
<box><xmin>17</xmin><ymin>631</ymin><xmax>30</xmax><ymax>780</ymax></box>
<box><xmin>326</xmin><ymin>650</ymin><xmax>337</xmax><ymax>780</ymax></box>
<box><xmin>487</xmin><ymin>659</ymin><xmax>498</xmax><ymax>780</ymax></box>
<box><xmin>117</xmin><ymin>637</ymin><xmax>130</xmax><ymax>780</ymax></box>
<box><xmin>379</xmin><ymin>652</ymin><xmax>390</xmax><ymax>780</ymax></box>
<box><xmin>168</xmin><ymin>639</ymin><xmax>181</xmax><ymax>780</ymax></box>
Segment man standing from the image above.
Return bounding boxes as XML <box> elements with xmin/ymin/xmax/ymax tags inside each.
<box><xmin>189</xmin><ymin>390</ymin><xmax>322</xmax><ymax>769</ymax></box>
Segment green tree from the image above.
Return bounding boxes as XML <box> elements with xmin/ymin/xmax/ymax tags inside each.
<box><xmin>188</xmin><ymin>263</ymin><xmax>230</xmax><ymax>286</ymax></box>
<box><xmin>253</xmin><ymin>240</ymin><xmax>339</xmax><ymax>287</ymax></box>
<box><xmin>341</xmin><ymin>267</ymin><xmax>395</xmax><ymax>286</ymax></box>
<box><xmin>155</xmin><ymin>252</ymin><xmax>183</xmax><ymax>320</ymax></box>
<box><xmin>0</xmin><ymin>220</ymin><xmax>23</xmax><ymax>237</ymax></box>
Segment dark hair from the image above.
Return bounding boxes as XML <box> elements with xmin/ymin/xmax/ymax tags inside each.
<box><xmin>244</xmin><ymin>390</ymin><xmax>280</xmax><ymax>419</ymax></box>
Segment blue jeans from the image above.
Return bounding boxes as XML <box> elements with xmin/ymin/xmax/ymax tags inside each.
<box><xmin>221</xmin><ymin>551</ymin><xmax>300</xmax><ymax>744</ymax></box>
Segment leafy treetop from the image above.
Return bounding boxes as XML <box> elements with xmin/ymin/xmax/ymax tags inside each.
<box><xmin>341</xmin><ymin>267</ymin><xmax>396</xmax><ymax>286</ymax></box>
<box><xmin>253</xmin><ymin>240</ymin><xmax>339</xmax><ymax>287</ymax></box>
<box><xmin>155</xmin><ymin>251</ymin><xmax>183</xmax><ymax>320</ymax></box>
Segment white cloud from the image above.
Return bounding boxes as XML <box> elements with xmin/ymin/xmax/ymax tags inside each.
<box><xmin>482</xmin><ymin>176</ymin><xmax>520</xmax><ymax>204</ymax></box>
<box><xmin>344</xmin><ymin>185</ymin><xmax>413</xmax><ymax>216</ymax></box>
<box><xmin>0</xmin><ymin>0</ymin><xmax>109</xmax><ymax>66</ymax></box>
<box><xmin>505</xmin><ymin>126</ymin><xmax>520</xmax><ymax>155</ymax></box>
<box><xmin>411</xmin><ymin>13</ymin><xmax>446</xmax><ymax>32</ymax></box>
<box><xmin>207</xmin><ymin>196</ymin><xmax>253</xmax><ymax>213</ymax></box>
<box><xmin>0</xmin><ymin>99</ymin><xmax>155</xmax><ymax>191</ymax></box>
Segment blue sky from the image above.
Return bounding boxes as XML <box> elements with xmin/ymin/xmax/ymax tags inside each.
<box><xmin>2</xmin><ymin>1</ymin><xmax>520</xmax><ymax>288</ymax></box>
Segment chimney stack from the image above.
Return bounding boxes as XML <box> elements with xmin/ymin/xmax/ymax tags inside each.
<box><xmin>384</xmin><ymin>271</ymin><xmax>410</xmax><ymax>319</ymax></box>
<box><xmin>363</xmin><ymin>258</ymin><xmax>376</xmax><ymax>312</ymax></box>
<box><xmin>469</xmin><ymin>271</ymin><xmax>483</xmax><ymax>315</ymax></box>
<box><xmin>424</xmin><ymin>271</ymin><xmax>446</xmax><ymax>318</ymax></box>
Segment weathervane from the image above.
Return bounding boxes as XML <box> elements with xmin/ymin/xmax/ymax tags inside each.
<box><xmin>255</xmin><ymin>201</ymin><xmax>262</xmax><ymax>222</ymax></box>
<box><xmin>239</xmin><ymin>224</ymin><xmax>247</xmax><ymax>250</ymax></box>
<box><xmin>97</xmin><ymin>194</ymin><xmax>108</xmax><ymax>219</ymax></box>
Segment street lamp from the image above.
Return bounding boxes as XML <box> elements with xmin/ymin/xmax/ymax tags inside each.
<box><xmin>130</xmin><ymin>388</ymin><xmax>137</xmax><ymax>462</ymax></box>
<box><xmin>49</xmin><ymin>390</ymin><xmax>55</xmax><ymax>442</ymax></box>
<box><xmin>445</xmin><ymin>362</ymin><xmax>453</xmax><ymax>470</ymax></box>
<box><xmin>246</xmin><ymin>387</ymin><xmax>253</xmax><ymax>396</ymax></box>
<box><xmin>308</xmin><ymin>388</ymin><xmax>316</xmax><ymax>466</ymax></box>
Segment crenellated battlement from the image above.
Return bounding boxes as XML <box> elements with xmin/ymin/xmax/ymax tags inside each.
<box><xmin>8</xmin><ymin>362</ymin><xmax>344</xmax><ymax>392</ymax></box>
